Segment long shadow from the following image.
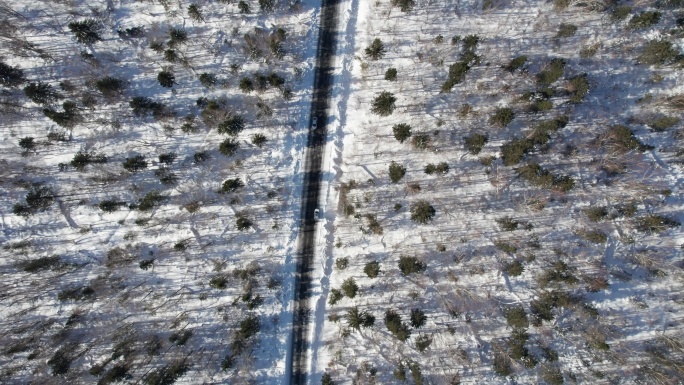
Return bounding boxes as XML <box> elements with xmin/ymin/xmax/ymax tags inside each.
<box><xmin>287</xmin><ymin>0</ymin><xmax>342</xmax><ymax>383</ymax></box>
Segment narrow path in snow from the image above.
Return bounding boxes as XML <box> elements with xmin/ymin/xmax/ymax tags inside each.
<box><xmin>287</xmin><ymin>0</ymin><xmax>343</xmax><ymax>383</ymax></box>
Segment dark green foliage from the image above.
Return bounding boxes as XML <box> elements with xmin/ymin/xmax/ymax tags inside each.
<box><xmin>504</xmin><ymin>306</ymin><xmax>528</xmax><ymax>328</ymax></box>
<box><xmin>410</xmin><ymin>309</ymin><xmax>427</xmax><ymax>328</ymax></box>
<box><xmin>425</xmin><ymin>162</ymin><xmax>449</xmax><ymax>174</ymax></box>
<box><xmin>259</xmin><ymin>0</ymin><xmax>275</xmax><ymax>12</ymax></box>
<box><xmin>385</xmin><ymin>68</ymin><xmax>397</xmax><ymax>81</ymax></box>
<box><xmin>598</xmin><ymin>125</ymin><xmax>647</xmax><ymax>154</ymax></box>
<box><xmin>158</xmin><ymin>152</ymin><xmax>176</xmax><ymax>165</ymax></box>
<box><xmin>507</xmin><ymin>328</ymin><xmax>531</xmax><ymax>361</ymax></box>
<box><xmin>154</xmin><ymin>167</ymin><xmax>176</xmax><ymax>184</ymax></box>
<box><xmin>143</xmin><ymin>360</ymin><xmax>188</xmax><ymax>385</ymax></box>
<box><xmin>530</xmin><ymin>291</ymin><xmax>575</xmax><ymax>323</ymax></box>
<box><xmin>219</xmin><ymin>139</ymin><xmax>239</xmax><ymax>156</ymax></box>
<box><xmin>530</xmin><ymin>99</ymin><xmax>553</xmax><ymax>113</ymax></box>
<box><xmin>71</xmin><ymin>150</ymin><xmax>107</xmax><ymax>171</ymax></box>
<box><xmin>637</xmin><ymin>40</ymin><xmax>680</xmax><ymax>65</ymax></box>
<box><xmin>157</xmin><ymin>71</ymin><xmax>175</xmax><ymax>88</ymax></box>
<box><xmin>584</xmin><ymin>206</ymin><xmax>608</xmax><ymax>222</ymax></box>
<box><xmin>21</xmin><ymin>256</ymin><xmax>61</xmax><ymax>272</ymax></box>
<box><xmin>464</xmin><ymin>133</ymin><xmax>488</xmax><ymax>155</ymax></box>
<box><xmin>335</xmin><ymin>257</ymin><xmax>349</xmax><ymax>270</ymax></box>
<box><xmin>501</xmin><ymin>138</ymin><xmax>534</xmax><ymax>166</ymax></box>
<box><xmin>504</xmin><ymin>260</ymin><xmax>524</xmax><ymax>276</ymax></box>
<box><xmin>321</xmin><ymin>372</ymin><xmax>335</xmax><ymax>385</ymax></box>
<box><xmin>123</xmin><ymin>155</ymin><xmax>147</xmax><ymax>172</ymax></box>
<box><xmin>346</xmin><ymin>306</ymin><xmax>375</xmax><ymax>330</ymax></box>
<box><xmin>95</xmin><ymin>77</ymin><xmax>126</xmax><ymax>97</ymax></box>
<box><xmin>218</xmin><ymin>116</ymin><xmax>245</xmax><ymax>136</ymax></box>
<box><xmin>58</xmin><ymin>286</ymin><xmax>95</xmax><ymax>301</ymax></box>
<box><xmin>364</xmin><ymin>261</ymin><xmax>380</xmax><ymax>278</ymax></box>
<box><xmin>410</xmin><ymin>200</ymin><xmax>435</xmax><ymax>224</ymax></box>
<box><xmin>193</xmin><ymin>151</ymin><xmax>210</xmax><ymax>164</ymax></box>
<box><xmin>99</xmin><ymin>200</ymin><xmax>125</xmax><ymax>212</ymax></box>
<box><xmin>328</xmin><ymin>288</ymin><xmax>343</xmax><ymax>305</ymax></box>
<box><xmin>415</xmin><ymin>335</ymin><xmax>432</xmax><ymax>353</ymax></box>
<box><xmin>393</xmin><ymin>123</ymin><xmax>412</xmax><ymax>143</ymax></box>
<box><xmin>636</xmin><ymin>215</ymin><xmax>680</xmax><ymax>233</ymax></box>
<box><xmin>239</xmin><ymin>77</ymin><xmax>254</xmax><ymax>92</ymax></box>
<box><xmin>389</xmin><ymin>162</ymin><xmax>406</xmax><ymax>183</ymax></box>
<box><xmin>169</xmin><ymin>330</ymin><xmax>192</xmax><ymax>346</ymax></box>
<box><xmin>409</xmin><ymin>361</ymin><xmax>423</xmax><ymax>385</ymax></box>
<box><xmin>462</xmin><ymin>34</ymin><xmax>479</xmax><ymax>52</ymax></box>
<box><xmin>647</xmin><ymin>115</ymin><xmax>680</xmax><ymax>131</ymax></box>
<box><xmin>341</xmin><ymin>277</ymin><xmax>358</xmax><ymax>298</ymax></box>
<box><xmin>118</xmin><ymin>26</ymin><xmax>145</xmax><ymax>39</ymax></box>
<box><xmin>138</xmin><ymin>190</ymin><xmax>165</xmax><ymax>211</ymax></box>
<box><xmin>209</xmin><ymin>275</ymin><xmax>227</xmax><ymax>289</ymax></box>
<box><xmin>48</xmin><ymin>348</ymin><xmax>73</xmax><ymax>375</ymax></box>
<box><xmin>168</xmin><ymin>28</ymin><xmax>188</xmax><ymax>47</ymax></box>
<box><xmin>496</xmin><ymin>216</ymin><xmax>520</xmax><ymax>231</ymax></box>
<box><xmin>611</xmin><ymin>6</ymin><xmax>631</xmax><ymax>22</ymax></box>
<box><xmin>97</xmin><ymin>364</ymin><xmax>130</xmax><ymax>385</ymax></box>
<box><xmin>221</xmin><ymin>355</ymin><xmax>235</xmax><ymax>370</ymax></box>
<box><xmin>628</xmin><ymin>11</ymin><xmax>661</xmax><ymax>29</ymax></box>
<box><xmin>385</xmin><ymin>310</ymin><xmax>411</xmax><ymax>341</ymax></box>
<box><xmin>489</xmin><ymin>107</ymin><xmax>514</xmax><ymax>127</ymax></box>
<box><xmin>391</xmin><ymin>0</ymin><xmax>415</xmax><ymax>12</ymax></box>
<box><xmin>568</xmin><ymin>74</ymin><xmax>589</xmax><ymax>103</ymax></box>
<box><xmin>0</xmin><ymin>61</ymin><xmax>25</xmax><ymax>87</ymax></box>
<box><xmin>539</xmin><ymin>260</ymin><xmax>579</xmax><ymax>287</ymax></box>
<box><xmin>222</xmin><ymin>178</ymin><xmax>244</xmax><ymax>193</ymax></box>
<box><xmin>371</xmin><ymin>91</ymin><xmax>396</xmax><ymax>116</ymax></box>
<box><xmin>365</xmin><ymin>38</ymin><xmax>386</xmax><ymax>60</ymax></box>
<box><xmin>236</xmin><ymin>215</ymin><xmax>252</xmax><ymax>230</ymax></box>
<box><xmin>252</xmin><ymin>133</ymin><xmax>268</xmax><ymax>147</ymax></box>
<box><xmin>68</xmin><ymin>19</ymin><xmax>102</xmax><ymax>44</ymax></box>
<box><xmin>163</xmin><ymin>49</ymin><xmax>179</xmax><ymax>63</ymax></box>
<box><xmin>504</xmin><ymin>55</ymin><xmax>527</xmax><ymax>72</ymax></box>
<box><xmin>238</xmin><ymin>1</ymin><xmax>250</xmax><ymax>13</ymax></box>
<box><xmin>398</xmin><ymin>256</ymin><xmax>426</xmax><ymax>275</ymax></box>
<box><xmin>556</xmin><ymin>23</ymin><xmax>577</xmax><ymax>38</ymax></box>
<box><xmin>24</xmin><ymin>82</ymin><xmax>60</xmax><ymax>104</ymax></box>
<box><xmin>516</xmin><ymin>163</ymin><xmax>574</xmax><ymax>192</ymax></box>
<box><xmin>130</xmin><ymin>97</ymin><xmax>165</xmax><ymax>117</ymax></box>
<box><xmin>43</xmin><ymin>101</ymin><xmax>82</xmax><ymax>128</ymax></box>
<box><xmin>23</xmin><ymin>185</ymin><xmax>55</xmax><ymax>213</ymax></box>
<box><xmin>139</xmin><ymin>259</ymin><xmax>154</xmax><ymax>270</ymax></box>
<box><xmin>188</xmin><ymin>4</ymin><xmax>204</xmax><ymax>22</ymax></box>
<box><xmin>393</xmin><ymin>362</ymin><xmax>407</xmax><ymax>381</ymax></box>
<box><xmin>18</xmin><ymin>137</ymin><xmax>35</xmax><ymax>153</ymax></box>
<box><xmin>537</xmin><ymin>58</ymin><xmax>566</xmax><ymax>86</ymax></box>
<box><xmin>441</xmin><ymin>61</ymin><xmax>470</xmax><ymax>91</ymax></box>
<box><xmin>238</xmin><ymin>315</ymin><xmax>260</xmax><ymax>339</ymax></box>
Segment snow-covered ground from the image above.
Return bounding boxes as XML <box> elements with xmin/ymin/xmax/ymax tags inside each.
<box><xmin>313</xmin><ymin>0</ymin><xmax>684</xmax><ymax>383</ymax></box>
<box><xmin>0</xmin><ymin>0</ymin><xmax>320</xmax><ymax>383</ymax></box>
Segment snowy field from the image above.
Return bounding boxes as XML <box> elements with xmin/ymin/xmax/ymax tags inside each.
<box><xmin>0</xmin><ymin>0</ymin><xmax>319</xmax><ymax>383</ymax></box>
<box><xmin>314</xmin><ymin>0</ymin><xmax>684</xmax><ymax>383</ymax></box>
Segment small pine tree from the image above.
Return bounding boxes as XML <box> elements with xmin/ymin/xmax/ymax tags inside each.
<box><xmin>122</xmin><ymin>155</ymin><xmax>147</xmax><ymax>172</ymax></box>
<box><xmin>95</xmin><ymin>77</ymin><xmax>126</xmax><ymax>97</ymax></box>
<box><xmin>68</xmin><ymin>19</ymin><xmax>102</xmax><ymax>44</ymax></box>
<box><xmin>157</xmin><ymin>71</ymin><xmax>175</xmax><ymax>88</ymax></box>
<box><xmin>464</xmin><ymin>133</ymin><xmax>488</xmax><ymax>154</ymax></box>
<box><xmin>219</xmin><ymin>139</ymin><xmax>239</xmax><ymax>156</ymax></box>
<box><xmin>188</xmin><ymin>4</ymin><xmax>205</xmax><ymax>22</ymax></box>
<box><xmin>238</xmin><ymin>1</ymin><xmax>250</xmax><ymax>13</ymax></box>
<box><xmin>393</xmin><ymin>123</ymin><xmax>411</xmax><ymax>143</ymax></box>
<box><xmin>24</xmin><ymin>82</ymin><xmax>60</xmax><ymax>105</ymax></box>
<box><xmin>321</xmin><ymin>373</ymin><xmax>335</xmax><ymax>385</ymax></box>
<box><xmin>489</xmin><ymin>107</ymin><xmax>515</xmax><ymax>128</ymax></box>
<box><xmin>410</xmin><ymin>200</ymin><xmax>435</xmax><ymax>224</ymax></box>
<box><xmin>222</xmin><ymin>178</ymin><xmax>245</xmax><ymax>193</ymax></box>
<box><xmin>341</xmin><ymin>277</ymin><xmax>358</xmax><ymax>298</ymax></box>
<box><xmin>199</xmin><ymin>73</ymin><xmax>217</xmax><ymax>88</ymax></box>
<box><xmin>389</xmin><ymin>162</ymin><xmax>406</xmax><ymax>183</ymax></box>
<box><xmin>371</xmin><ymin>91</ymin><xmax>396</xmax><ymax>116</ymax></box>
<box><xmin>0</xmin><ymin>61</ymin><xmax>25</xmax><ymax>87</ymax></box>
<box><xmin>252</xmin><ymin>133</ymin><xmax>267</xmax><ymax>147</ymax></box>
<box><xmin>364</xmin><ymin>261</ymin><xmax>380</xmax><ymax>278</ymax></box>
<box><xmin>398</xmin><ymin>256</ymin><xmax>426</xmax><ymax>275</ymax></box>
<box><xmin>385</xmin><ymin>68</ymin><xmax>397</xmax><ymax>81</ymax></box>
<box><xmin>365</xmin><ymin>38</ymin><xmax>386</xmax><ymax>60</ymax></box>
<box><xmin>410</xmin><ymin>309</ymin><xmax>427</xmax><ymax>328</ymax></box>
<box><xmin>19</xmin><ymin>137</ymin><xmax>35</xmax><ymax>153</ymax></box>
